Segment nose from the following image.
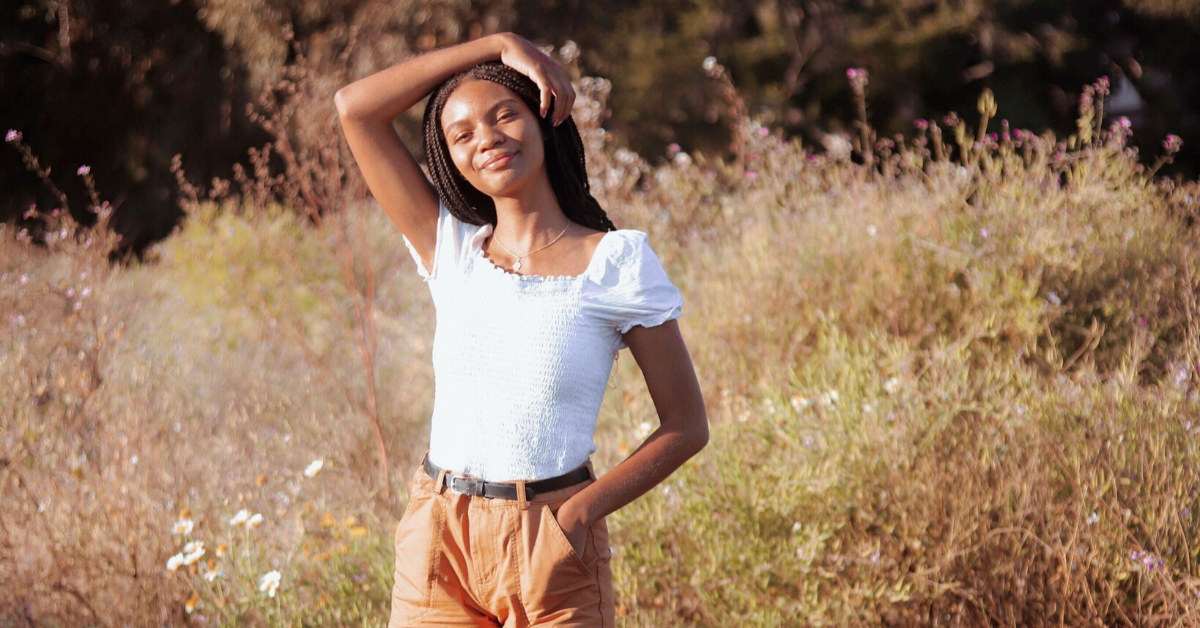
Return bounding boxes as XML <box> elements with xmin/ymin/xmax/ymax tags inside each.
<box><xmin>477</xmin><ymin>122</ymin><xmax>505</xmax><ymax>149</ymax></box>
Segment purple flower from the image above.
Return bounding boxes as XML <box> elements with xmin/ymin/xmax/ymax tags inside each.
<box><xmin>5</xmin><ymin>129</ymin><xmax>21</xmax><ymax>143</ymax></box>
<box><xmin>1117</xmin><ymin>117</ymin><xmax>1132</xmax><ymax>129</ymax></box>
<box><xmin>743</xmin><ymin>171</ymin><xmax>758</xmax><ymax>180</ymax></box>
<box><xmin>666</xmin><ymin>143</ymin><xmax>680</xmax><ymax>156</ymax></box>
<box><xmin>77</xmin><ymin>165</ymin><xmax>90</xmax><ymax>176</ymax></box>
<box><xmin>756</xmin><ymin>126</ymin><xmax>769</xmax><ymax>137</ymax></box>
<box><xmin>23</xmin><ymin>206</ymin><xmax>36</xmax><ymax>219</ymax></box>
<box><xmin>1164</xmin><ymin>135</ymin><xmax>1183</xmax><ymax>152</ymax></box>
<box><xmin>914</xmin><ymin>119</ymin><xmax>929</xmax><ymax>130</ymax></box>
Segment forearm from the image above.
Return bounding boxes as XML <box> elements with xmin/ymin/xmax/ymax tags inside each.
<box><xmin>565</xmin><ymin>410</ymin><xmax>708</xmax><ymax>527</ymax></box>
<box><xmin>335</xmin><ymin>33</ymin><xmax>511</xmax><ymax>121</ymax></box>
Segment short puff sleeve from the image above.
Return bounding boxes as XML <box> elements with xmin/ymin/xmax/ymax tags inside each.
<box><xmin>401</xmin><ymin>201</ymin><xmax>488</xmax><ymax>282</ymax></box>
<box><xmin>582</xmin><ymin>231</ymin><xmax>684</xmax><ymax>349</ymax></box>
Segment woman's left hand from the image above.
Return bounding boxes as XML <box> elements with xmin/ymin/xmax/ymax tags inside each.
<box><xmin>554</xmin><ymin>500</ymin><xmax>590</xmax><ymax>558</ymax></box>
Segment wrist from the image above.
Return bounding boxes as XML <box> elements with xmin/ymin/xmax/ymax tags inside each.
<box><xmin>557</xmin><ymin>497</ymin><xmax>593</xmax><ymax>529</ymax></box>
<box><xmin>486</xmin><ymin>32</ymin><xmax>517</xmax><ymax>57</ymax></box>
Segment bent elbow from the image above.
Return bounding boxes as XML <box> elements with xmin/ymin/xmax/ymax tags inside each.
<box><xmin>334</xmin><ymin>87</ymin><xmax>357</xmax><ymax>120</ymax></box>
<box><xmin>690</xmin><ymin>412</ymin><xmax>710</xmax><ymax>455</ymax></box>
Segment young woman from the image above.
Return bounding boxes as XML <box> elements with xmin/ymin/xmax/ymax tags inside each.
<box><xmin>335</xmin><ymin>32</ymin><xmax>708</xmax><ymax>627</ymax></box>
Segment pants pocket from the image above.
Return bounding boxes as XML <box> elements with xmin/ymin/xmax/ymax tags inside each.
<box><xmin>389</xmin><ymin>495</ymin><xmax>438</xmax><ymax>626</ymax></box>
<box><xmin>519</xmin><ymin>504</ymin><xmax>608</xmax><ymax>625</ymax></box>
<box><xmin>540</xmin><ymin>503</ymin><xmax>592</xmax><ymax>574</ymax></box>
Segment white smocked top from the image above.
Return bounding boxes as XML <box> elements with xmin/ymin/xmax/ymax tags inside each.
<box><xmin>402</xmin><ymin>202</ymin><xmax>684</xmax><ymax>482</ymax></box>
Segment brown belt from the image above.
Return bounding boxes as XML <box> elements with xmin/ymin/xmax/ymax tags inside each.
<box><xmin>423</xmin><ymin>457</ymin><xmax>591</xmax><ymax>500</ymax></box>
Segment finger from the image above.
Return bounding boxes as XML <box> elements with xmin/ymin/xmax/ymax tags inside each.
<box><xmin>560</xmin><ymin>81</ymin><xmax>577</xmax><ymax>126</ymax></box>
<box><xmin>551</xmin><ymin>77</ymin><xmax>572</xmax><ymax>126</ymax></box>
<box><xmin>535</xmin><ymin>74</ymin><xmax>553</xmax><ymax>119</ymax></box>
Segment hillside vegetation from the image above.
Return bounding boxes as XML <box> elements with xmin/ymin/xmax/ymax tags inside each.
<box><xmin>2</xmin><ymin>63</ymin><xmax>1199</xmax><ymax>626</ymax></box>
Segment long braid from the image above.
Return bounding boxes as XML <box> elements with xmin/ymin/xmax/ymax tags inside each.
<box><xmin>422</xmin><ymin>61</ymin><xmax>616</xmax><ymax>232</ymax></box>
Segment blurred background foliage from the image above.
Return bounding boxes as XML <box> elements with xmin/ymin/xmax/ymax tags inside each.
<box><xmin>3</xmin><ymin>0</ymin><xmax>1200</xmax><ymax>252</ymax></box>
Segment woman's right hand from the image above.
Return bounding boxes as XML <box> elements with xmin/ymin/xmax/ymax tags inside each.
<box><xmin>497</xmin><ymin>34</ymin><xmax>576</xmax><ymax>127</ymax></box>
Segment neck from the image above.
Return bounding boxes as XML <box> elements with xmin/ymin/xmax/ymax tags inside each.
<box><xmin>490</xmin><ymin>170</ymin><xmax>569</xmax><ymax>250</ymax></box>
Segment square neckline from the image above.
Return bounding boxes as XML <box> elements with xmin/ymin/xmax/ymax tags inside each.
<box><xmin>470</xmin><ymin>224</ymin><xmax>619</xmax><ymax>283</ymax></box>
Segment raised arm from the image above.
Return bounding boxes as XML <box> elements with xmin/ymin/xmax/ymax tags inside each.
<box><xmin>334</xmin><ymin>33</ymin><xmax>575</xmax><ymax>270</ymax></box>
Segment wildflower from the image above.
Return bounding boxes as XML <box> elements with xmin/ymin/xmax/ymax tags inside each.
<box><xmin>636</xmin><ymin>421</ymin><xmax>652</xmax><ymax>439</ymax></box>
<box><xmin>349</xmin><ymin>526</ymin><xmax>368</xmax><ymax>538</ymax></box>
<box><xmin>215</xmin><ymin>543</ymin><xmax>227</xmax><ymax>557</ymax></box>
<box><xmin>790</xmin><ymin>395</ymin><xmax>812</xmax><ymax>410</ymax></box>
<box><xmin>791</xmin><ymin>521</ymin><xmax>801</xmax><ymax>533</ymax></box>
<box><xmin>203</xmin><ymin>564</ymin><xmax>222</xmax><ymax>582</ymax></box>
<box><xmin>913</xmin><ymin>119</ymin><xmax>928</xmax><ymax>130</ymax></box>
<box><xmin>818</xmin><ymin>390</ymin><xmax>839</xmax><ymax>406</ymax></box>
<box><xmin>756</xmin><ymin>126</ymin><xmax>769</xmax><ymax>137</ymax></box>
<box><xmin>23</xmin><ymin>206</ymin><xmax>36</xmax><ymax>219</ymax></box>
<box><xmin>1086</xmin><ymin>511</ymin><xmax>1099</xmax><ymax>525</ymax></box>
<box><xmin>1182</xmin><ymin>507</ymin><xmax>1192</xmax><ymax>521</ymax></box>
<box><xmin>1164</xmin><ymin>135</ymin><xmax>1183</xmax><ymax>153</ymax></box>
<box><xmin>666</xmin><ymin>143</ymin><xmax>681</xmax><ymax>156</ymax></box>
<box><xmin>1117</xmin><ymin>116</ymin><xmax>1132</xmax><ymax>129</ymax></box>
<box><xmin>183</xmin><ymin>541</ymin><xmax>203</xmax><ymax>554</ymax></box>
<box><xmin>866</xmin><ymin>225</ymin><xmax>877</xmax><ymax>236</ymax></box>
<box><xmin>743</xmin><ymin>171</ymin><xmax>758</xmax><ymax>180</ymax></box>
<box><xmin>303</xmin><ymin>459</ymin><xmax>324</xmax><ymax>478</ymax></box>
<box><xmin>172</xmin><ymin>518</ymin><xmax>194</xmax><ymax>536</ymax></box>
<box><xmin>980</xmin><ymin>228</ymin><xmax>990</xmax><ymax>239</ymax></box>
<box><xmin>186</xmin><ymin>593</ymin><xmax>199</xmax><ymax>614</ymax></box>
<box><xmin>5</xmin><ymin>130</ymin><xmax>21</xmax><ymax>143</ymax></box>
<box><xmin>259</xmin><ymin>570</ymin><xmax>282</xmax><ymax>598</ymax></box>
<box><xmin>166</xmin><ymin>553</ymin><xmax>185</xmax><ymax>571</ymax></box>
<box><xmin>76</xmin><ymin>165</ymin><xmax>90</xmax><ymax>176</ymax></box>
<box><xmin>183</xmin><ymin>545</ymin><xmax>205</xmax><ymax>566</ymax></box>
<box><xmin>702</xmin><ymin>56</ymin><xmax>718</xmax><ymax>73</ymax></box>
<box><xmin>883</xmin><ymin>377</ymin><xmax>901</xmax><ymax>395</ymax></box>
<box><xmin>247</xmin><ymin>513</ymin><xmax>264</xmax><ymax>528</ymax></box>
<box><xmin>229</xmin><ymin>509</ymin><xmax>250</xmax><ymax>526</ymax></box>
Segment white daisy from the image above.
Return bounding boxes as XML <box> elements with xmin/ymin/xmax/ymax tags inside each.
<box><xmin>166</xmin><ymin>553</ymin><xmax>185</xmax><ymax>571</ymax></box>
<box><xmin>259</xmin><ymin>570</ymin><xmax>282</xmax><ymax>598</ymax></box>
<box><xmin>247</xmin><ymin>513</ymin><xmax>264</xmax><ymax>528</ymax></box>
<box><xmin>229</xmin><ymin>509</ymin><xmax>250</xmax><ymax>526</ymax></box>
<box><xmin>172</xmin><ymin>518</ymin><xmax>194</xmax><ymax>535</ymax></box>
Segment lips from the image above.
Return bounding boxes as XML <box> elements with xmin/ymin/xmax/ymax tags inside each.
<box><xmin>479</xmin><ymin>151</ymin><xmax>517</xmax><ymax>171</ymax></box>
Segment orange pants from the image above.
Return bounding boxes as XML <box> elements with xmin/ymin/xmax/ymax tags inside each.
<box><xmin>388</xmin><ymin>458</ymin><xmax>615</xmax><ymax>627</ymax></box>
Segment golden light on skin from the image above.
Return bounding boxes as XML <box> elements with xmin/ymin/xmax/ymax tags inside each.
<box><xmin>440</xmin><ymin>79</ymin><xmax>547</xmax><ymax>200</ymax></box>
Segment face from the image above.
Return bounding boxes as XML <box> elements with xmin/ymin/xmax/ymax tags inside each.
<box><xmin>441</xmin><ymin>78</ymin><xmax>546</xmax><ymax>199</ymax></box>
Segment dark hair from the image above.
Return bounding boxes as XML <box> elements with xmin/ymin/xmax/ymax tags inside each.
<box><xmin>422</xmin><ymin>61</ymin><xmax>616</xmax><ymax>232</ymax></box>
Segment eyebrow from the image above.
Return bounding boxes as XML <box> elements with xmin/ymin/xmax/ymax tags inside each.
<box><xmin>443</xmin><ymin>98</ymin><xmax>522</xmax><ymax>133</ymax></box>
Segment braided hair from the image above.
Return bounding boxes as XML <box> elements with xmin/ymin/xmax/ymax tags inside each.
<box><xmin>422</xmin><ymin>61</ymin><xmax>616</xmax><ymax>232</ymax></box>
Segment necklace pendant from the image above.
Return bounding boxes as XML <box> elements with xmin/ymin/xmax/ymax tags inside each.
<box><xmin>512</xmin><ymin>260</ymin><xmax>522</xmax><ymax>271</ymax></box>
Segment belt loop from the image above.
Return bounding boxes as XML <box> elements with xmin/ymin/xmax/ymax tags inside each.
<box><xmin>517</xmin><ymin>479</ymin><xmax>528</xmax><ymax>510</ymax></box>
<box><xmin>435</xmin><ymin>469</ymin><xmax>448</xmax><ymax>496</ymax></box>
<box><xmin>585</xmin><ymin>459</ymin><xmax>596</xmax><ymax>481</ymax></box>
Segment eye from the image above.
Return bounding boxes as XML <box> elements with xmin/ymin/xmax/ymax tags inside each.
<box><xmin>497</xmin><ymin>110</ymin><xmax>516</xmax><ymax>121</ymax></box>
<box><xmin>454</xmin><ymin>132</ymin><xmax>472</xmax><ymax>144</ymax></box>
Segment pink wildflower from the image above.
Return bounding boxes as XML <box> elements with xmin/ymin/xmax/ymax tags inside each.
<box><xmin>77</xmin><ymin>165</ymin><xmax>90</xmax><ymax>176</ymax></box>
<box><xmin>914</xmin><ymin>119</ymin><xmax>929</xmax><ymax>130</ymax></box>
<box><xmin>5</xmin><ymin>130</ymin><xmax>21</xmax><ymax>143</ymax></box>
<box><xmin>743</xmin><ymin>171</ymin><xmax>758</xmax><ymax>180</ymax></box>
<box><xmin>1164</xmin><ymin>135</ymin><xmax>1183</xmax><ymax>152</ymax></box>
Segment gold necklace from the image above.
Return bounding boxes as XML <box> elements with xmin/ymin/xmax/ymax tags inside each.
<box><xmin>490</xmin><ymin>218</ymin><xmax>571</xmax><ymax>272</ymax></box>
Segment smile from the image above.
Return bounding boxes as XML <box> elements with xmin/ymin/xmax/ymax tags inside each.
<box><xmin>480</xmin><ymin>152</ymin><xmax>517</xmax><ymax>170</ymax></box>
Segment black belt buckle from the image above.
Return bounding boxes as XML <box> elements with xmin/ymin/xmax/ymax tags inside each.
<box><xmin>448</xmin><ymin>475</ymin><xmax>486</xmax><ymax>497</ymax></box>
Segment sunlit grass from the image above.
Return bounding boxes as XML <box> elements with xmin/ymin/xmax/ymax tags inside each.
<box><xmin>2</xmin><ymin>70</ymin><xmax>1199</xmax><ymax>625</ymax></box>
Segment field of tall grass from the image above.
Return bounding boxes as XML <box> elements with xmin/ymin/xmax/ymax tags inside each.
<box><xmin>3</xmin><ymin>54</ymin><xmax>1200</xmax><ymax>626</ymax></box>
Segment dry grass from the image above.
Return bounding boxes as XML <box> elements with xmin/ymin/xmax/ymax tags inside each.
<box><xmin>2</xmin><ymin>56</ymin><xmax>1199</xmax><ymax>627</ymax></box>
